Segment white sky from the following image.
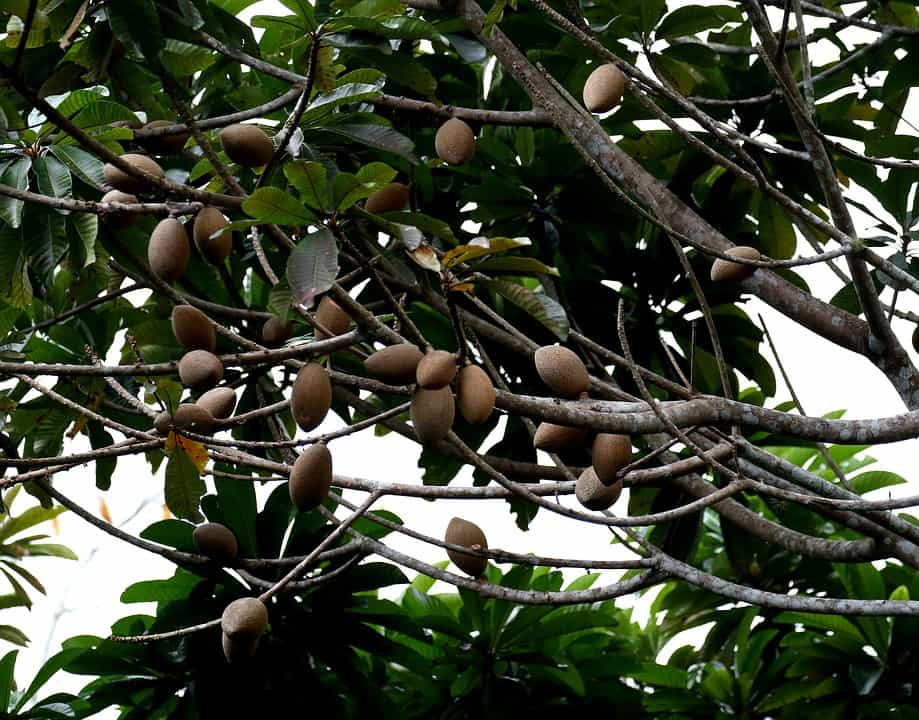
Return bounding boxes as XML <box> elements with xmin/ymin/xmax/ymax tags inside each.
<box><xmin>4</xmin><ymin>0</ymin><xmax>919</xmax><ymax>712</ymax></box>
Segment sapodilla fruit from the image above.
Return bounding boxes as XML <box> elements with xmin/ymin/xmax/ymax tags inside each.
<box><xmin>222</xmin><ymin>631</ymin><xmax>258</xmax><ymax>663</ymax></box>
<box><xmin>364</xmin><ymin>344</ymin><xmax>424</xmax><ymax>385</ymax></box>
<box><xmin>193</xmin><ymin>207</ymin><xmax>232</xmax><ymax>265</ymax></box>
<box><xmin>288</xmin><ymin>444</ymin><xmax>333</xmax><ymax>511</ymax></box>
<box><xmin>197</xmin><ymin>387</ymin><xmax>237</xmax><ymax>420</ymax></box>
<box><xmin>576</xmin><ymin>467</ymin><xmax>623</xmax><ymax>511</ymax></box>
<box><xmin>592</xmin><ymin>433</ymin><xmax>631</xmax><ymax>485</ymax></box>
<box><xmin>140</xmin><ymin>119</ymin><xmax>189</xmax><ymax>155</ymax></box>
<box><xmin>416</xmin><ymin>349</ymin><xmax>457</xmax><ymax>389</ymax></box>
<box><xmin>219</xmin><ymin>123</ymin><xmax>274</xmax><ymax>167</ymax></box>
<box><xmin>103</xmin><ymin>153</ymin><xmax>164</xmax><ymax>193</ymax></box>
<box><xmin>148</xmin><ymin>218</ymin><xmax>190</xmax><ymax>284</ymax></box>
<box><xmin>365</xmin><ymin>182</ymin><xmax>410</xmax><ymax>214</ymax></box>
<box><xmin>912</xmin><ymin>325</ymin><xmax>919</xmax><ymax>354</ymax></box>
<box><xmin>533</xmin><ymin>422</ymin><xmax>588</xmax><ymax>453</ymax></box>
<box><xmin>221</xmin><ymin>597</ymin><xmax>268</xmax><ymax>642</ymax></box>
<box><xmin>178</xmin><ymin>349</ymin><xmax>224</xmax><ymax>390</ymax></box>
<box><xmin>444</xmin><ymin>517</ymin><xmax>488</xmax><ymax>577</ymax></box>
<box><xmin>171</xmin><ymin>305</ymin><xmax>216</xmax><ymax>352</ymax></box>
<box><xmin>153</xmin><ymin>410</ymin><xmax>173</xmax><ymax>434</ymax></box>
<box><xmin>290</xmin><ymin>362</ymin><xmax>331</xmax><ymax>431</ymax></box>
<box><xmin>456</xmin><ymin>365</ymin><xmax>495</xmax><ymax>424</ymax></box>
<box><xmin>261</xmin><ymin>317</ymin><xmax>292</xmax><ymax>347</ymax></box>
<box><xmin>582</xmin><ymin>63</ymin><xmax>626</xmax><ymax>114</ymax></box>
<box><xmin>172</xmin><ymin>403</ymin><xmax>216</xmax><ymax>435</ymax></box>
<box><xmin>710</xmin><ymin>246</ymin><xmax>761</xmax><ymax>283</ymax></box>
<box><xmin>411</xmin><ymin>387</ymin><xmax>455</xmax><ymax>444</ymax></box>
<box><xmin>100</xmin><ymin>190</ymin><xmax>138</xmax><ymax>228</ymax></box>
<box><xmin>193</xmin><ymin>522</ymin><xmax>238</xmax><ymax>561</ymax></box>
<box><xmin>435</xmin><ymin>118</ymin><xmax>475</xmax><ymax>165</ymax></box>
<box><xmin>314</xmin><ymin>296</ymin><xmax>350</xmax><ymax>339</ymax></box>
<box><xmin>534</xmin><ymin>345</ymin><xmax>589</xmax><ymax>398</ymax></box>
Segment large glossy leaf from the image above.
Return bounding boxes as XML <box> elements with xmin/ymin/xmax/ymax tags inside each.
<box><xmin>164</xmin><ymin>447</ymin><xmax>205</xmax><ymax>522</ymax></box>
<box><xmin>285</xmin><ymin>227</ymin><xmax>339</xmax><ymax>306</ymax></box>
<box><xmin>483</xmin><ymin>279</ymin><xmax>569</xmax><ymax>339</ymax></box>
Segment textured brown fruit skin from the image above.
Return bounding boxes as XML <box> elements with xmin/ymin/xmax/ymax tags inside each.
<box><xmin>365</xmin><ymin>182</ymin><xmax>410</xmax><ymax>214</ymax></box>
<box><xmin>221</xmin><ymin>597</ymin><xmax>268</xmax><ymax>641</ymax></box>
<box><xmin>315</xmin><ymin>296</ymin><xmax>350</xmax><ymax>339</ymax></box>
<box><xmin>288</xmin><ymin>444</ymin><xmax>333</xmax><ymax>511</ymax></box>
<box><xmin>197</xmin><ymin>387</ymin><xmax>237</xmax><ymax>420</ymax></box>
<box><xmin>261</xmin><ymin>317</ymin><xmax>292</xmax><ymax>347</ymax></box>
<box><xmin>582</xmin><ymin>63</ymin><xmax>626</xmax><ymax>113</ymax></box>
<box><xmin>219</xmin><ymin>123</ymin><xmax>274</xmax><ymax>167</ymax></box>
<box><xmin>153</xmin><ymin>410</ymin><xmax>172</xmax><ymax>434</ymax></box>
<box><xmin>141</xmin><ymin>120</ymin><xmax>189</xmax><ymax>155</ymax></box>
<box><xmin>193</xmin><ymin>522</ymin><xmax>238</xmax><ymax>561</ymax></box>
<box><xmin>710</xmin><ymin>246</ymin><xmax>761</xmax><ymax>283</ymax></box>
<box><xmin>533</xmin><ymin>422</ymin><xmax>588</xmax><ymax>452</ymax></box>
<box><xmin>100</xmin><ymin>190</ymin><xmax>138</xmax><ymax>228</ymax></box>
<box><xmin>456</xmin><ymin>365</ymin><xmax>495</xmax><ymax>424</ymax></box>
<box><xmin>592</xmin><ymin>433</ymin><xmax>631</xmax><ymax>485</ymax></box>
<box><xmin>171</xmin><ymin>305</ymin><xmax>216</xmax><ymax>352</ymax></box>
<box><xmin>435</xmin><ymin>118</ymin><xmax>475</xmax><ymax>165</ymax></box>
<box><xmin>364</xmin><ymin>344</ymin><xmax>424</xmax><ymax>384</ymax></box>
<box><xmin>172</xmin><ymin>403</ymin><xmax>216</xmax><ymax>435</ymax></box>
<box><xmin>445</xmin><ymin>517</ymin><xmax>488</xmax><ymax>577</ymax></box>
<box><xmin>103</xmin><ymin>153</ymin><xmax>164</xmax><ymax>193</ymax></box>
<box><xmin>411</xmin><ymin>387</ymin><xmax>455</xmax><ymax>444</ymax></box>
<box><xmin>193</xmin><ymin>207</ymin><xmax>232</xmax><ymax>265</ymax></box>
<box><xmin>534</xmin><ymin>345</ymin><xmax>589</xmax><ymax>398</ymax></box>
<box><xmin>416</xmin><ymin>350</ymin><xmax>457</xmax><ymax>389</ymax></box>
<box><xmin>222</xmin><ymin>632</ymin><xmax>259</xmax><ymax>663</ymax></box>
<box><xmin>148</xmin><ymin>218</ymin><xmax>190</xmax><ymax>284</ymax></box>
<box><xmin>576</xmin><ymin>467</ymin><xmax>623</xmax><ymax>511</ymax></box>
<box><xmin>178</xmin><ymin>350</ymin><xmax>224</xmax><ymax>390</ymax></box>
<box><xmin>290</xmin><ymin>362</ymin><xmax>332</xmax><ymax>431</ymax></box>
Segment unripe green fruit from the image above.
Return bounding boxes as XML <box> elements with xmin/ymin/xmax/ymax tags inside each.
<box><xmin>261</xmin><ymin>317</ymin><xmax>292</xmax><ymax>347</ymax></box>
<box><xmin>592</xmin><ymin>433</ymin><xmax>631</xmax><ymax>485</ymax></box>
<box><xmin>710</xmin><ymin>246</ymin><xmax>761</xmax><ymax>283</ymax></box>
<box><xmin>197</xmin><ymin>387</ymin><xmax>236</xmax><ymax>420</ymax></box>
<box><xmin>435</xmin><ymin>118</ymin><xmax>475</xmax><ymax>165</ymax></box>
<box><xmin>140</xmin><ymin>120</ymin><xmax>189</xmax><ymax>155</ymax></box>
<box><xmin>290</xmin><ymin>362</ymin><xmax>331</xmax><ymax>431</ymax></box>
<box><xmin>100</xmin><ymin>190</ymin><xmax>138</xmax><ymax>228</ymax></box>
<box><xmin>411</xmin><ymin>387</ymin><xmax>455</xmax><ymax>444</ymax></box>
<box><xmin>315</xmin><ymin>296</ymin><xmax>350</xmax><ymax>339</ymax></box>
<box><xmin>456</xmin><ymin>365</ymin><xmax>495</xmax><ymax>424</ymax></box>
<box><xmin>288</xmin><ymin>443</ymin><xmax>333</xmax><ymax>511</ymax></box>
<box><xmin>533</xmin><ymin>422</ymin><xmax>588</xmax><ymax>452</ymax></box>
<box><xmin>365</xmin><ymin>182</ymin><xmax>410</xmax><ymax>214</ymax></box>
<box><xmin>364</xmin><ymin>344</ymin><xmax>424</xmax><ymax>385</ymax></box>
<box><xmin>444</xmin><ymin>517</ymin><xmax>488</xmax><ymax>577</ymax></box>
<box><xmin>193</xmin><ymin>207</ymin><xmax>232</xmax><ymax>265</ymax></box>
<box><xmin>148</xmin><ymin>218</ymin><xmax>190</xmax><ymax>284</ymax></box>
<box><xmin>193</xmin><ymin>522</ymin><xmax>238</xmax><ymax>561</ymax></box>
<box><xmin>575</xmin><ymin>467</ymin><xmax>623</xmax><ymax>511</ymax></box>
<box><xmin>172</xmin><ymin>403</ymin><xmax>216</xmax><ymax>435</ymax></box>
<box><xmin>103</xmin><ymin>153</ymin><xmax>164</xmax><ymax>193</ymax></box>
<box><xmin>534</xmin><ymin>345</ymin><xmax>589</xmax><ymax>398</ymax></box>
<box><xmin>416</xmin><ymin>349</ymin><xmax>457</xmax><ymax>389</ymax></box>
<box><xmin>171</xmin><ymin>305</ymin><xmax>216</xmax><ymax>352</ymax></box>
<box><xmin>178</xmin><ymin>350</ymin><xmax>224</xmax><ymax>390</ymax></box>
<box><xmin>221</xmin><ymin>597</ymin><xmax>268</xmax><ymax>641</ymax></box>
<box><xmin>582</xmin><ymin>63</ymin><xmax>626</xmax><ymax>114</ymax></box>
<box><xmin>219</xmin><ymin>123</ymin><xmax>274</xmax><ymax>167</ymax></box>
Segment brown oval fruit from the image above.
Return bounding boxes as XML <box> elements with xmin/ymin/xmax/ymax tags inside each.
<box><xmin>314</xmin><ymin>296</ymin><xmax>350</xmax><ymax>340</ymax></box>
<box><xmin>219</xmin><ymin>123</ymin><xmax>274</xmax><ymax>167</ymax></box>
<box><xmin>365</xmin><ymin>182</ymin><xmax>410</xmax><ymax>214</ymax></box>
<box><xmin>456</xmin><ymin>365</ymin><xmax>495</xmax><ymax>424</ymax></box>
<box><xmin>171</xmin><ymin>305</ymin><xmax>216</xmax><ymax>352</ymax></box>
<box><xmin>575</xmin><ymin>467</ymin><xmax>623</xmax><ymax>511</ymax></box>
<box><xmin>411</xmin><ymin>387</ymin><xmax>455</xmax><ymax>444</ymax></box>
<box><xmin>533</xmin><ymin>422</ymin><xmax>588</xmax><ymax>453</ymax></box>
<box><xmin>100</xmin><ymin>190</ymin><xmax>138</xmax><ymax>228</ymax></box>
<box><xmin>141</xmin><ymin>119</ymin><xmax>189</xmax><ymax>155</ymax></box>
<box><xmin>913</xmin><ymin>325</ymin><xmax>919</xmax><ymax>355</ymax></box>
<box><xmin>592</xmin><ymin>433</ymin><xmax>631</xmax><ymax>485</ymax></box>
<box><xmin>534</xmin><ymin>345</ymin><xmax>590</xmax><ymax>398</ymax></box>
<box><xmin>710</xmin><ymin>246</ymin><xmax>761</xmax><ymax>283</ymax></box>
<box><xmin>222</xmin><ymin>631</ymin><xmax>259</xmax><ymax>663</ymax></box>
<box><xmin>178</xmin><ymin>350</ymin><xmax>224</xmax><ymax>390</ymax></box>
<box><xmin>103</xmin><ymin>153</ymin><xmax>164</xmax><ymax>193</ymax></box>
<box><xmin>582</xmin><ymin>63</ymin><xmax>626</xmax><ymax>114</ymax></box>
<box><xmin>153</xmin><ymin>410</ymin><xmax>172</xmax><ymax>434</ymax></box>
<box><xmin>290</xmin><ymin>362</ymin><xmax>332</xmax><ymax>431</ymax></box>
<box><xmin>197</xmin><ymin>387</ymin><xmax>237</xmax><ymax>420</ymax></box>
<box><xmin>444</xmin><ymin>517</ymin><xmax>488</xmax><ymax>577</ymax></box>
<box><xmin>221</xmin><ymin>597</ymin><xmax>268</xmax><ymax>641</ymax></box>
<box><xmin>172</xmin><ymin>403</ymin><xmax>216</xmax><ymax>435</ymax></box>
<box><xmin>364</xmin><ymin>344</ymin><xmax>424</xmax><ymax>385</ymax></box>
<box><xmin>435</xmin><ymin>118</ymin><xmax>475</xmax><ymax>165</ymax></box>
<box><xmin>193</xmin><ymin>522</ymin><xmax>238</xmax><ymax>561</ymax></box>
<box><xmin>261</xmin><ymin>317</ymin><xmax>292</xmax><ymax>347</ymax></box>
<box><xmin>148</xmin><ymin>218</ymin><xmax>190</xmax><ymax>284</ymax></box>
<box><xmin>288</xmin><ymin>443</ymin><xmax>333</xmax><ymax>511</ymax></box>
<box><xmin>193</xmin><ymin>207</ymin><xmax>232</xmax><ymax>265</ymax></box>
<box><xmin>416</xmin><ymin>349</ymin><xmax>457</xmax><ymax>389</ymax></box>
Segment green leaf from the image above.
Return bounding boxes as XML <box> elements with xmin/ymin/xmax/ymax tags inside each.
<box><xmin>286</xmin><ymin>228</ymin><xmax>340</xmax><ymax>306</ymax></box>
<box><xmin>484</xmin><ymin>279</ymin><xmax>569</xmax><ymax>339</ymax></box>
<box><xmin>849</xmin><ymin>470</ymin><xmax>906</xmax><ymax>495</ymax></box>
<box><xmin>285</xmin><ymin>161</ymin><xmax>329</xmax><ymax>211</ymax></box>
<box><xmin>324</xmin><ymin>123</ymin><xmax>417</xmax><ymax>161</ymax></box>
<box><xmin>160</xmin><ymin>39</ymin><xmax>216</xmax><ymax>77</ymax></box>
<box><xmin>656</xmin><ymin>5</ymin><xmax>741</xmax><ymax>38</ymax></box>
<box><xmin>0</xmin><ymin>650</ymin><xmax>15</xmax><ymax>711</ymax></box>
<box><xmin>242</xmin><ymin>187</ymin><xmax>316</xmax><ymax>225</ymax></box>
<box><xmin>473</xmin><ymin>256</ymin><xmax>559</xmax><ymax>276</ymax></box>
<box><xmin>758</xmin><ymin>196</ymin><xmax>796</xmax><ymax>259</ymax></box>
<box><xmin>48</xmin><ymin>146</ymin><xmax>104</xmax><ymax>188</ymax></box>
<box><xmin>164</xmin><ymin>448</ymin><xmax>205</xmax><ymax>522</ymax></box>
<box><xmin>107</xmin><ymin>0</ymin><xmax>164</xmax><ymax>61</ymax></box>
<box><xmin>0</xmin><ymin>626</ymin><xmax>27</xmax><ymax>648</ymax></box>
<box><xmin>0</xmin><ymin>158</ymin><xmax>30</xmax><ymax>228</ymax></box>
<box><xmin>32</xmin><ymin>156</ymin><xmax>72</xmax><ymax>200</ymax></box>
